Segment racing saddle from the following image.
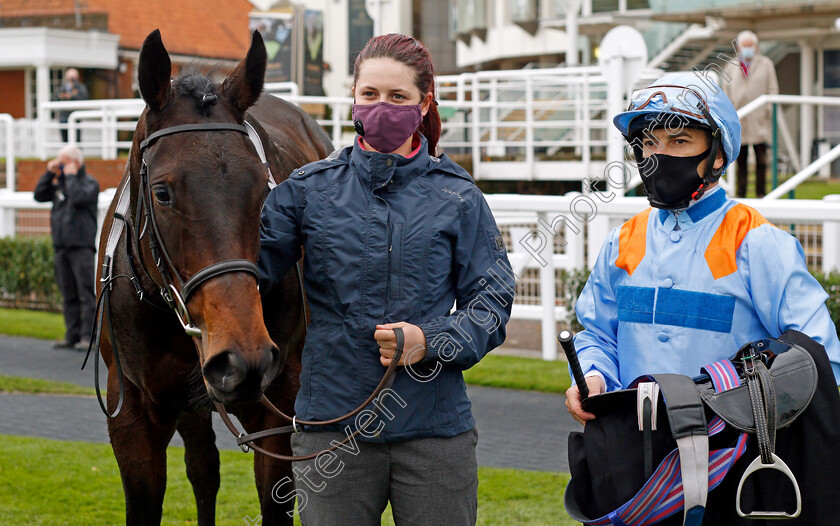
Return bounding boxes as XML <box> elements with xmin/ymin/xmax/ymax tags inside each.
<box><xmin>564</xmin><ymin>337</ymin><xmax>818</xmax><ymax>526</ymax></box>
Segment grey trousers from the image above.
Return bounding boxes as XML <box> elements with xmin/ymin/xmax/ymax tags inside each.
<box><xmin>54</xmin><ymin>247</ymin><xmax>96</xmax><ymax>344</ymax></box>
<box><xmin>290</xmin><ymin>427</ymin><xmax>479</xmax><ymax>526</ymax></box>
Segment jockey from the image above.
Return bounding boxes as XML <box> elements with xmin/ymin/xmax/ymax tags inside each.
<box><xmin>565</xmin><ymin>71</ymin><xmax>840</xmax><ymax>425</ymax></box>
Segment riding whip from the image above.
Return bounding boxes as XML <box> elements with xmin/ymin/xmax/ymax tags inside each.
<box><xmin>559</xmin><ymin>330</ymin><xmax>589</xmax><ymax>400</ymax></box>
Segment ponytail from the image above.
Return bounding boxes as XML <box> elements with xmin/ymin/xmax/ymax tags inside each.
<box><xmin>420</xmin><ymin>95</ymin><xmax>441</xmax><ymax>156</ymax></box>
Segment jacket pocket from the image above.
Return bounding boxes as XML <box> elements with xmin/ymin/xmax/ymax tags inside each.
<box><xmin>389</xmin><ymin>223</ymin><xmax>405</xmax><ymax>299</ymax></box>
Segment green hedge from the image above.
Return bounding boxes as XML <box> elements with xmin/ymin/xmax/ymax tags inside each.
<box><xmin>0</xmin><ymin>237</ymin><xmax>61</xmax><ymax>311</ymax></box>
<box><xmin>813</xmin><ymin>271</ymin><xmax>840</xmax><ymax>337</ymax></box>
<box><xmin>3</xmin><ymin>235</ymin><xmax>840</xmax><ymax>335</ymax></box>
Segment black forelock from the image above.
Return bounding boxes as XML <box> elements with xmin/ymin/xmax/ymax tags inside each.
<box><xmin>172</xmin><ymin>63</ymin><xmax>225</xmax><ymax>116</ymax></box>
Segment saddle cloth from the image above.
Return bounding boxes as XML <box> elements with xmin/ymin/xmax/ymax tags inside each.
<box><xmin>564</xmin><ymin>330</ymin><xmax>840</xmax><ymax>526</ymax></box>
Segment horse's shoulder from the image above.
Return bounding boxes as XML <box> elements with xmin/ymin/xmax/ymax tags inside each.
<box><xmin>290</xmin><ymin>147</ymin><xmax>350</xmax><ymax>181</ymax></box>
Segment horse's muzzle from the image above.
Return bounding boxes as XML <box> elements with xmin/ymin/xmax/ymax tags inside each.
<box><xmin>202</xmin><ymin>344</ymin><xmax>282</xmax><ymax>404</ymax></box>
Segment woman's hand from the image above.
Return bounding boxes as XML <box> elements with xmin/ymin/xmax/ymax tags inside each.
<box><xmin>374</xmin><ymin>322</ymin><xmax>427</xmax><ymax>367</ymax></box>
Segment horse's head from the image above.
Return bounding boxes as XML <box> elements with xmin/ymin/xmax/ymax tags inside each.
<box><xmin>133</xmin><ymin>29</ymin><xmax>281</xmax><ymax>405</ymax></box>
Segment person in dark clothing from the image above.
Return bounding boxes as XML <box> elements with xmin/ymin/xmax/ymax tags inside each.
<box><xmin>259</xmin><ymin>34</ymin><xmax>514</xmax><ymax>525</ymax></box>
<box><xmin>34</xmin><ymin>146</ymin><xmax>99</xmax><ymax>349</ymax></box>
<box><xmin>52</xmin><ymin>68</ymin><xmax>89</xmax><ymax>143</ymax></box>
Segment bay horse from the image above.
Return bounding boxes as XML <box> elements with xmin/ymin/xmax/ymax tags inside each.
<box><xmin>93</xmin><ymin>29</ymin><xmax>332</xmax><ymax>525</ymax></box>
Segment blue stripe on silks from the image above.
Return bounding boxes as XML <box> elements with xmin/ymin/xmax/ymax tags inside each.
<box><xmin>686</xmin><ymin>188</ymin><xmax>726</xmax><ymax>223</ymax></box>
<box><xmin>616</xmin><ymin>286</ymin><xmax>655</xmax><ymax>324</ymax></box>
<box><xmin>655</xmin><ymin>288</ymin><xmax>735</xmax><ymax>333</ymax></box>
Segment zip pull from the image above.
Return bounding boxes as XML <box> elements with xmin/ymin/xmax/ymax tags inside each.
<box><xmin>389</xmin><ymin>245</ymin><xmax>393</xmax><ymax>252</ymax></box>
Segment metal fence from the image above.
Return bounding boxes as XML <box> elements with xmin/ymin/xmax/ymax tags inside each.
<box><xmin>2</xmin><ymin>69</ymin><xmax>839</xmax><ymax>193</ymax></box>
<box><xmin>0</xmin><ymin>66</ymin><xmax>663</xmax><ymax>185</ymax></box>
<box><xmin>2</xmin><ymin>189</ymin><xmax>838</xmax><ymax>359</ymax></box>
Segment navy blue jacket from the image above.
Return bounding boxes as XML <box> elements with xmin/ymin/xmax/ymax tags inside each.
<box><xmin>258</xmin><ymin>136</ymin><xmax>515</xmax><ymax>441</ymax></box>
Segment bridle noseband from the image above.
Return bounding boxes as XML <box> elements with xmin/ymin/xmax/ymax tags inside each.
<box><xmin>136</xmin><ymin>122</ymin><xmax>261</xmax><ymax>337</ymax></box>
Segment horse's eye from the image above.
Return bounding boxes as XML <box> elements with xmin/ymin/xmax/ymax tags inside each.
<box><xmin>152</xmin><ymin>185</ymin><xmax>171</xmax><ymax>205</ymax></box>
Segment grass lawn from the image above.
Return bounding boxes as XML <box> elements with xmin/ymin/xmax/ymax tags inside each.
<box><xmin>0</xmin><ymin>375</ymin><xmax>94</xmax><ymax>396</ymax></box>
<box><xmin>781</xmin><ymin>179</ymin><xmax>840</xmax><ymax>199</ymax></box>
<box><xmin>0</xmin><ymin>307</ymin><xmax>65</xmax><ymax>341</ymax></box>
<box><xmin>0</xmin><ymin>308</ymin><xmax>571</xmax><ymax>394</ymax></box>
<box><xmin>465</xmin><ymin>353</ymin><xmax>571</xmax><ymax>394</ymax></box>
<box><xmin>738</xmin><ymin>176</ymin><xmax>840</xmax><ymax>199</ymax></box>
<box><xmin>0</xmin><ymin>434</ymin><xmax>573</xmax><ymax>525</ymax></box>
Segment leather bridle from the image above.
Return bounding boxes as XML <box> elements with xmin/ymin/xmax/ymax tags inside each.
<box><xmin>136</xmin><ymin>123</ymin><xmax>261</xmax><ymax>336</ymax></box>
<box><xmin>88</xmin><ymin>120</ymin><xmax>407</xmax><ymax>463</ymax></box>
<box><xmin>214</xmin><ymin>328</ymin><xmax>404</xmax><ymax>461</ymax></box>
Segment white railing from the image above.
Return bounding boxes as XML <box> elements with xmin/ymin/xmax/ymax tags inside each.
<box><xmin>14</xmin><ymin>68</ymin><xmax>665</xmax><ymax>183</ymax></box>
<box><xmin>264</xmin><ymin>82</ymin><xmax>300</xmax><ymax>97</ymax></box>
<box><xmin>0</xmin><ymin>188</ymin><xmax>116</xmax><ymax>242</ymax></box>
<box><xmin>20</xmin><ymin>83</ymin><xmax>302</xmax><ymax>163</ymax></box>
<box><xmin>485</xmin><ymin>193</ymin><xmax>840</xmax><ymax>359</ymax></box>
<box><xmin>37</xmin><ymin>99</ymin><xmax>146</xmax><ymax>160</ymax></box>
<box><xmin>0</xmin><ymin>114</ymin><xmax>14</xmax><ymax>190</ymax></box>
<box><xmin>732</xmin><ymin>95</ymin><xmax>840</xmax><ymax>200</ymax></box>
<box><xmin>2</xmin><ymin>189</ymin><xmax>838</xmax><ymax>359</ymax></box>
<box><xmin>7</xmin><ymin>78</ymin><xmax>839</xmax><ymax>191</ymax></box>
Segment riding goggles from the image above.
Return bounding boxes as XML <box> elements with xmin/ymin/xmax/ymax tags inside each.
<box><xmin>620</xmin><ymin>84</ymin><xmax>722</xmax><ymax>140</ymax></box>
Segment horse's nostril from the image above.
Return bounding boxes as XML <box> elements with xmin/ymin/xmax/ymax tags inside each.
<box><xmin>258</xmin><ymin>345</ymin><xmax>273</xmax><ymax>376</ymax></box>
<box><xmin>259</xmin><ymin>345</ymin><xmax>283</xmax><ymax>390</ymax></box>
<box><xmin>203</xmin><ymin>351</ymin><xmax>248</xmax><ymax>393</ymax></box>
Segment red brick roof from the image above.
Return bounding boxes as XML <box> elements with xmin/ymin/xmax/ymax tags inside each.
<box><xmin>0</xmin><ymin>0</ymin><xmax>77</xmax><ymax>16</ymax></box>
<box><xmin>1</xmin><ymin>0</ymin><xmax>254</xmax><ymax>60</ymax></box>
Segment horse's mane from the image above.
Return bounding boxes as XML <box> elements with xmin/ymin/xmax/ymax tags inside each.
<box><xmin>172</xmin><ymin>63</ymin><xmax>226</xmax><ymax>116</ymax></box>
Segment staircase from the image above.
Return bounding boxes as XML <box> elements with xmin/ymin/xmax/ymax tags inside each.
<box><xmin>647</xmin><ymin>22</ymin><xmax>794</xmax><ymax>72</ymax></box>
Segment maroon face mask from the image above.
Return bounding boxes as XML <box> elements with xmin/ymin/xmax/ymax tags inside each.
<box><xmin>352</xmin><ymin>101</ymin><xmax>423</xmax><ymax>153</ymax></box>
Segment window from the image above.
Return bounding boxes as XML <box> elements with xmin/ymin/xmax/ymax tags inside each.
<box><xmin>510</xmin><ymin>0</ymin><xmax>539</xmax><ymax>21</ymax></box>
<box><xmin>455</xmin><ymin>0</ymin><xmax>488</xmax><ymax>34</ymax></box>
<box><xmin>29</xmin><ymin>68</ymin><xmax>65</xmax><ymax>118</ymax></box>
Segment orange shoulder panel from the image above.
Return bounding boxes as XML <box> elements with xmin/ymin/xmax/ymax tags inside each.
<box><xmin>705</xmin><ymin>204</ymin><xmax>770</xmax><ymax>279</ymax></box>
<box><xmin>615</xmin><ymin>208</ymin><xmax>652</xmax><ymax>276</ymax></box>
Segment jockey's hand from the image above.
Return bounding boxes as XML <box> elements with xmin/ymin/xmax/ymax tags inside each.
<box><xmin>374</xmin><ymin>322</ymin><xmax>427</xmax><ymax>367</ymax></box>
<box><xmin>565</xmin><ymin>375</ymin><xmax>606</xmax><ymax>426</ymax></box>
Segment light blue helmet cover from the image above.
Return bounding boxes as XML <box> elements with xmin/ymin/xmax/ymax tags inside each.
<box><xmin>613</xmin><ymin>72</ymin><xmax>742</xmax><ymax>170</ymax></box>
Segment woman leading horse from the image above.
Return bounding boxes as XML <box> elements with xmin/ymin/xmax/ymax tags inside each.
<box><xmin>258</xmin><ymin>34</ymin><xmax>515</xmax><ymax>525</ymax></box>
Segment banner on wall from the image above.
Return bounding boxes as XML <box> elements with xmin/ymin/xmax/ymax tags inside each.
<box><xmin>249</xmin><ymin>12</ymin><xmax>294</xmax><ymax>83</ymax></box>
<box><xmin>303</xmin><ymin>9</ymin><xmax>325</xmax><ymax>96</ymax></box>
<box><xmin>348</xmin><ymin>0</ymin><xmax>374</xmax><ymax>73</ymax></box>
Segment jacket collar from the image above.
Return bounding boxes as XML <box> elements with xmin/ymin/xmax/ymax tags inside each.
<box><xmin>350</xmin><ymin>133</ymin><xmax>431</xmax><ymax>191</ymax></box>
<box><xmin>58</xmin><ymin>165</ymin><xmax>87</xmax><ymax>183</ymax></box>
<box><xmin>658</xmin><ymin>185</ymin><xmax>727</xmax><ymax>232</ymax></box>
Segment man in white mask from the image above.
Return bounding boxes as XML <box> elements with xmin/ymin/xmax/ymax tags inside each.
<box><xmin>723</xmin><ymin>30</ymin><xmax>779</xmax><ymax>198</ymax></box>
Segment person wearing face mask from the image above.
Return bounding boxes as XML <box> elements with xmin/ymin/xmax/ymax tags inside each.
<box><xmin>565</xmin><ymin>72</ymin><xmax>840</xmax><ymax>421</ymax></box>
<box><xmin>722</xmin><ymin>30</ymin><xmax>779</xmax><ymax>198</ymax></box>
<box><xmin>563</xmin><ymin>73</ymin><xmax>840</xmax><ymax>524</ymax></box>
<box><xmin>258</xmin><ymin>34</ymin><xmax>514</xmax><ymax>525</ymax></box>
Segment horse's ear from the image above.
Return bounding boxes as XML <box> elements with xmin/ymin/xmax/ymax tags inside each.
<box><xmin>138</xmin><ymin>29</ymin><xmax>172</xmax><ymax>112</ymax></box>
<box><xmin>222</xmin><ymin>31</ymin><xmax>267</xmax><ymax>114</ymax></box>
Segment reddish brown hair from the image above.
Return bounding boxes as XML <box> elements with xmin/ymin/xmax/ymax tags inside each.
<box><xmin>353</xmin><ymin>33</ymin><xmax>441</xmax><ymax>156</ymax></box>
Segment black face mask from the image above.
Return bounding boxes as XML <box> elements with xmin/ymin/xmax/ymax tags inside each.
<box><xmin>636</xmin><ymin>149</ymin><xmax>710</xmax><ymax>210</ymax></box>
